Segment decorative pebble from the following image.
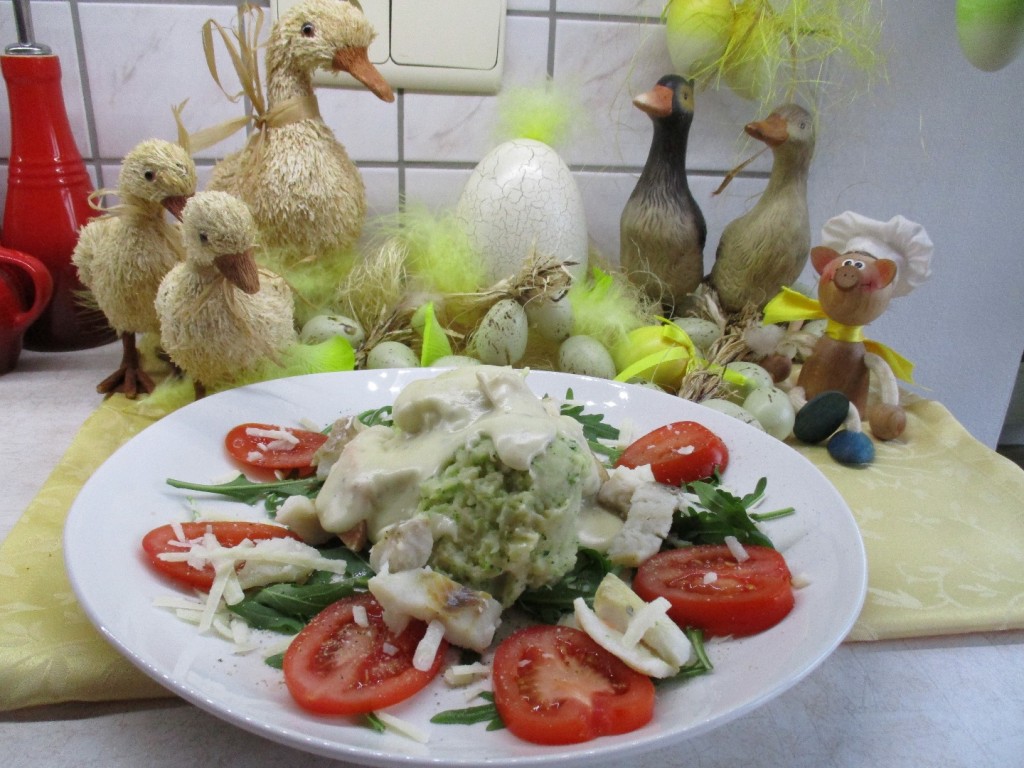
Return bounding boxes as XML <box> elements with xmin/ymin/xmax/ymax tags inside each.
<box><xmin>827</xmin><ymin>429</ymin><xmax>875</xmax><ymax>465</ymax></box>
<box><xmin>794</xmin><ymin>390</ymin><xmax>850</xmax><ymax>444</ymax></box>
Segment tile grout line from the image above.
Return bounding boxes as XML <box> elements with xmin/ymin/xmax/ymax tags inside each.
<box><xmin>68</xmin><ymin>0</ymin><xmax>105</xmax><ymax>187</ymax></box>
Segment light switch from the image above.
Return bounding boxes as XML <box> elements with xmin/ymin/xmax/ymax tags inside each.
<box><xmin>271</xmin><ymin>0</ymin><xmax>506</xmax><ymax>94</ymax></box>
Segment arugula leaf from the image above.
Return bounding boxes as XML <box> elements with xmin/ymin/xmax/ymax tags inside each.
<box><xmin>559</xmin><ymin>388</ymin><xmax>622</xmax><ymax>462</ymax></box>
<box><xmin>229</xmin><ymin>548</ymin><xmax>374</xmax><ymax>632</ymax></box>
<box><xmin>431</xmin><ymin>692</ymin><xmax>505</xmax><ymax>730</ymax></box>
<box><xmin>662</xmin><ymin>628</ymin><xmax>714</xmax><ymax>681</ymax></box>
<box><xmin>228</xmin><ymin>599</ymin><xmax>307</xmax><ymax>634</ymax></box>
<box><xmin>358</xmin><ymin>405</ymin><xmax>393</xmax><ymax>427</ymax></box>
<box><xmin>264</xmin><ymin>652</ymin><xmax>285</xmax><ymax>669</ymax></box>
<box><xmin>364</xmin><ymin>712</ymin><xmax>388</xmax><ymax>733</ymax></box>
<box><xmin>165</xmin><ymin>474</ymin><xmax>323</xmax><ymax>507</ymax></box>
<box><xmin>515</xmin><ymin>548</ymin><xmax>617</xmax><ymax>624</ymax></box>
<box><xmin>671</xmin><ymin>476</ymin><xmax>794</xmax><ymax>549</ymax></box>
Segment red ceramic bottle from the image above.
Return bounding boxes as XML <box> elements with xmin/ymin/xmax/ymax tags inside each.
<box><xmin>1</xmin><ymin>12</ymin><xmax>114</xmax><ymax>350</ymax></box>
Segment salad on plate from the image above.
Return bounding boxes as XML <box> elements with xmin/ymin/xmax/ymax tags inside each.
<box><xmin>64</xmin><ymin>365</ymin><xmax>866</xmax><ymax>766</ymax></box>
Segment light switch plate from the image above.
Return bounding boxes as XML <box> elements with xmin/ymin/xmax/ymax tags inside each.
<box><xmin>271</xmin><ymin>0</ymin><xmax>506</xmax><ymax>94</ymax></box>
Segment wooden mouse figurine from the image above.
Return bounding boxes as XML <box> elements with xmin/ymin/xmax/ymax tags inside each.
<box><xmin>762</xmin><ymin>212</ymin><xmax>933</xmax><ymax>443</ymax></box>
<box><xmin>794</xmin><ymin>246</ymin><xmax>907</xmax><ymax>439</ymax></box>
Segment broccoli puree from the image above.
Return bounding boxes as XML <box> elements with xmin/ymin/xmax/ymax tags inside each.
<box><xmin>423</xmin><ymin>431</ymin><xmax>592</xmax><ymax>606</ymax></box>
<box><xmin>314</xmin><ymin>366</ymin><xmax>603</xmax><ymax>602</ymax></box>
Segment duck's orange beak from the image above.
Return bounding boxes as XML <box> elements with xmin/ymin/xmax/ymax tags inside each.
<box><xmin>215</xmin><ymin>249</ymin><xmax>260</xmax><ymax>295</ymax></box>
<box><xmin>745</xmin><ymin>112</ymin><xmax>788</xmax><ymax>147</ymax></box>
<box><xmin>333</xmin><ymin>46</ymin><xmax>395</xmax><ymax>102</ymax></box>
<box><xmin>162</xmin><ymin>195</ymin><xmax>191</xmax><ymax>222</ymax></box>
<box><xmin>632</xmin><ymin>84</ymin><xmax>674</xmax><ymax>119</ymax></box>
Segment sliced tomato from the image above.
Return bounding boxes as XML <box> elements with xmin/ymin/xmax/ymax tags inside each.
<box><xmin>141</xmin><ymin>521</ymin><xmax>299</xmax><ymax>591</ymax></box>
<box><xmin>225</xmin><ymin>422</ymin><xmax>328</xmax><ymax>472</ymax></box>
<box><xmin>615</xmin><ymin>420</ymin><xmax>728</xmax><ymax>485</ymax></box>
<box><xmin>632</xmin><ymin>545</ymin><xmax>794</xmax><ymax>638</ymax></box>
<box><xmin>492</xmin><ymin>625</ymin><xmax>655</xmax><ymax>745</ymax></box>
<box><xmin>283</xmin><ymin>593</ymin><xmax>446</xmax><ymax>716</ymax></box>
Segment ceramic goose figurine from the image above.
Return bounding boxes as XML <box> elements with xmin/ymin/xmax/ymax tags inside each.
<box><xmin>72</xmin><ymin>139</ymin><xmax>196</xmax><ymax>398</ymax></box>
<box><xmin>155</xmin><ymin>191</ymin><xmax>298</xmax><ymax>398</ymax></box>
<box><xmin>620</xmin><ymin>75</ymin><xmax>706</xmax><ymax>311</ymax></box>
<box><xmin>207</xmin><ymin>0</ymin><xmax>394</xmax><ymax>260</ymax></box>
<box><xmin>708</xmin><ymin>103</ymin><xmax>815</xmax><ymax>313</ymax></box>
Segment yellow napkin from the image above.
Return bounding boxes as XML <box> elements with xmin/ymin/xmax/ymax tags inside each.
<box><xmin>1</xmin><ymin>393</ymin><xmax>1023</xmax><ymax>711</ymax></box>
<box><xmin>0</xmin><ymin>396</ymin><xmax>173</xmax><ymax>710</ymax></box>
<box><xmin>794</xmin><ymin>396</ymin><xmax>1024</xmax><ymax>641</ymax></box>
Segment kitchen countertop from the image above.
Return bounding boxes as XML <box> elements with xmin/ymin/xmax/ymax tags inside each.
<box><xmin>1</xmin><ymin>343</ymin><xmax>1022</xmax><ymax>768</ymax></box>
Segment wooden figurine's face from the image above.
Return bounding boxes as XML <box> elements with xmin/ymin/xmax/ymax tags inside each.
<box><xmin>812</xmin><ymin>246</ymin><xmax>897</xmax><ymax>327</ymax></box>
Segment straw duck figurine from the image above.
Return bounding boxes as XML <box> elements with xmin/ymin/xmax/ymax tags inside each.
<box><xmin>72</xmin><ymin>139</ymin><xmax>196</xmax><ymax>398</ymax></box>
<box><xmin>620</xmin><ymin>75</ymin><xmax>707</xmax><ymax>312</ymax></box>
<box><xmin>207</xmin><ymin>0</ymin><xmax>394</xmax><ymax>261</ymax></box>
<box><xmin>155</xmin><ymin>191</ymin><xmax>298</xmax><ymax>399</ymax></box>
<box><xmin>708</xmin><ymin>103</ymin><xmax>815</xmax><ymax>313</ymax></box>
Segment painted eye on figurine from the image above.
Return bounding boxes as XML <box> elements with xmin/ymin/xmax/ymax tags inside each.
<box><xmin>301</xmin><ymin>22</ymin><xmax>315</xmax><ymax>37</ymax></box>
<box><xmin>842</xmin><ymin>258</ymin><xmax>866</xmax><ymax>269</ymax></box>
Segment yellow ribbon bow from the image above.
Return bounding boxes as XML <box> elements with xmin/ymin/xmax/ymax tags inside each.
<box><xmin>762</xmin><ymin>286</ymin><xmax>915</xmax><ymax>383</ymax></box>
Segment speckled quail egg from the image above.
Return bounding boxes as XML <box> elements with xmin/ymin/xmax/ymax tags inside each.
<box><xmin>299</xmin><ymin>314</ymin><xmax>366</xmax><ymax>347</ymax></box>
<box><xmin>525</xmin><ymin>292</ymin><xmax>574</xmax><ymax>342</ymax></box>
<box><xmin>558</xmin><ymin>335</ymin><xmax>617</xmax><ymax>379</ymax></box>
<box><xmin>366</xmin><ymin>341</ymin><xmax>419</xmax><ymax>369</ymax></box>
<box><xmin>742</xmin><ymin>386</ymin><xmax>796</xmax><ymax>440</ymax></box>
<box><xmin>671</xmin><ymin>317</ymin><xmax>722</xmax><ymax>353</ymax></box>
<box><xmin>472</xmin><ymin>299</ymin><xmax>529</xmax><ymax>365</ymax></box>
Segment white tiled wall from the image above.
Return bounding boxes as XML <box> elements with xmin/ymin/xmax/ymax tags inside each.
<box><xmin>2</xmin><ymin>0</ymin><xmax>1023</xmax><ymax>447</ymax></box>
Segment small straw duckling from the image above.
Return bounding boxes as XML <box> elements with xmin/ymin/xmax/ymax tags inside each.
<box><xmin>155</xmin><ymin>191</ymin><xmax>297</xmax><ymax>398</ymax></box>
<box><xmin>72</xmin><ymin>139</ymin><xmax>196</xmax><ymax>398</ymax></box>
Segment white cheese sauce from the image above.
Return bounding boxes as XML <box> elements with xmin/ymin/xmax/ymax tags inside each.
<box><xmin>314</xmin><ymin>366</ymin><xmax>600</xmax><ymax>541</ymax></box>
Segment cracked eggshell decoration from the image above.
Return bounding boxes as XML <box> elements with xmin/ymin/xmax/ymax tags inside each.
<box><xmin>455</xmin><ymin>138</ymin><xmax>589</xmax><ymax>285</ymax></box>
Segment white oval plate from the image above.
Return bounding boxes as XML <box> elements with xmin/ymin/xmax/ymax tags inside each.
<box><xmin>65</xmin><ymin>368</ymin><xmax>866</xmax><ymax>767</ymax></box>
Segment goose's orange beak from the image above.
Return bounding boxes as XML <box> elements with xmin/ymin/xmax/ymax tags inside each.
<box><xmin>745</xmin><ymin>112</ymin><xmax>788</xmax><ymax>147</ymax></box>
<box><xmin>215</xmin><ymin>249</ymin><xmax>260</xmax><ymax>295</ymax></box>
<box><xmin>333</xmin><ymin>47</ymin><xmax>395</xmax><ymax>102</ymax></box>
<box><xmin>632</xmin><ymin>84</ymin><xmax>674</xmax><ymax>119</ymax></box>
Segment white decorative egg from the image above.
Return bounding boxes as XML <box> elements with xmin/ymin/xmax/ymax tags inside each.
<box><xmin>455</xmin><ymin>138</ymin><xmax>589</xmax><ymax>284</ymax></box>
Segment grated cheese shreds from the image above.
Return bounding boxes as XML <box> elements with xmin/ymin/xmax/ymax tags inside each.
<box><xmin>413</xmin><ymin>619</ymin><xmax>446</xmax><ymax>672</ymax></box>
<box><xmin>442</xmin><ymin>662</ymin><xmax>490</xmax><ymax>688</ymax></box>
<box><xmin>725</xmin><ymin>535</ymin><xmax>749</xmax><ymax>563</ymax></box>
<box><xmin>621</xmin><ymin>596</ymin><xmax>672</xmax><ymax>649</ymax></box>
<box><xmin>373</xmin><ymin>711</ymin><xmax>430</xmax><ymax>744</ymax></box>
<box><xmin>352</xmin><ymin>604</ymin><xmax>369</xmax><ymax>627</ymax></box>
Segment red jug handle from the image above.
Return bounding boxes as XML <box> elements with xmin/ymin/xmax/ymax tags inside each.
<box><xmin>0</xmin><ymin>247</ymin><xmax>54</xmax><ymax>327</ymax></box>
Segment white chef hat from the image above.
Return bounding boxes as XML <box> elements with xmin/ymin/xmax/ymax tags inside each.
<box><xmin>820</xmin><ymin>211</ymin><xmax>934</xmax><ymax>297</ymax></box>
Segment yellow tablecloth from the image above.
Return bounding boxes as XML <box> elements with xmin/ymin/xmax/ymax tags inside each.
<box><xmin>2</xmin><ymin>393</ymin><xmax>1023</xmax><ymax>711</ymax></box>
